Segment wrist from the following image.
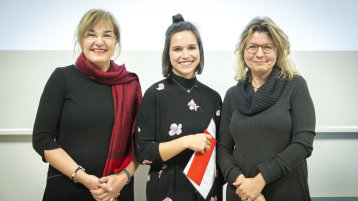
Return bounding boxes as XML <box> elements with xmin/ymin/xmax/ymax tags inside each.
<box><xmin>179</xmin><ymin>135</ymin><xmax>189</xmax><ymax>149</ymax></box>
<box><xmin>121</xmin><ymin>169</ymin><xmax>131</xmax><ymax>184</ymax></box>
<box><xmin>73</xmin><ymin>167</ymin><xmax>88</xmax><ymax>184</ymax></box>
<box><xmin>255</xmin><ymin>173</ymin><xmax>266</xmax><ymax>188</ymax></box>
<box><xmin>70</xmin><ymin>165</ymin><xmax>85</xmax><ymax>183</ymax></box>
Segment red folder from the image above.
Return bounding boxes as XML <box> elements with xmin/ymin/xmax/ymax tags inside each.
<box><xmin>186</xmin><ymin>130</ymin><xmax>216</xmax><ymax>186</ymax></box>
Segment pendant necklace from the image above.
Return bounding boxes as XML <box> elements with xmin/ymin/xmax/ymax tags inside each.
<box><xmin>171</xmin><ymin>77</ymin><xmax>198</xmax><ymax>93</ymax></box>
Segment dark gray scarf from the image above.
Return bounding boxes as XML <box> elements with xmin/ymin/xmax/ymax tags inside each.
<box><xmin>233</xmin><ymin>66</ymin><xmax>287</xmax><ymax>115</ymax></box>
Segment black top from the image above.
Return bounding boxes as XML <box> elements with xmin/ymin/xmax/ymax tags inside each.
<box><xmin>135</xmin><ymin>73</ymin><xmax>223</xmax><ymax>201</ymax></box>
<box><xmin>217</xmin><ymin>75</ymin><xmax>315</xmax><ymax>201</ymax></box>
<box><xmin>33</xmin><ymin>65</ymin><xmax>114</xmax><ymax>200</ymax></box>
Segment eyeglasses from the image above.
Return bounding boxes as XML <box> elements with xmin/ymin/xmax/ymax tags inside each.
<box><xmin>246</xmin><ymin>44</ymin><xmax>275</xmax><ymax>54</ymax></box>
<box><xmin>85</xmin><ymin>32</ymin><xmax>116</xmax><ymax>42</ymax></box>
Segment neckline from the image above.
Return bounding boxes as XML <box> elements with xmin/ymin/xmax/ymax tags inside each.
<box><xmin>170</xmin><ymin>72</ymin><xmax>198</xmax><ymax>89</ymax></box>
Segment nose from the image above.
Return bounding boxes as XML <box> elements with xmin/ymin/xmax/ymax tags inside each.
<box><xmin>255</xmin><ymin>47</ymin><xmax>264</xmax><ymax>57</ymax></box>
<box><xmin>94</xmin><ymin>36</ymin><xmax>105</xmax><ymax>45</ymax></box>
<box><xmin>182</xmin><ymin>49</ymin><xmax>189</xmax><ymax>58</ymax></box>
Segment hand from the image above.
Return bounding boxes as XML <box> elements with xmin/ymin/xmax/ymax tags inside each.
<box><xmin>91</xmin><ymin>172</ymin><xmax>128</xmax><ymax>201</ymax></box>
<box><xmin>234</xmin><ymin>174</ymin><xmax>246</xmax><ymax>186</ymax></box>
<box><xmin>233</xmin><ymin>174</ymin><xmax>246</xmax><ymax>200</ymax></box>
<box><xmin>183</xmin><ymin>133</ymin><xmax>212</xmax><ymax>154</ymax></box>
<box><xmin>233</xmin><ymin>173</ymin><xmax>266</xmax><ymax>201</ymax></box>
<box><xmin>254</xmin><ymin>193</ymin><xmax>266</xmax><ymax>201</ymax></box>
<box><xmin>75</xmin><ymin>171</ymin><xmax>101</xmax><ymax>191</ymax></box>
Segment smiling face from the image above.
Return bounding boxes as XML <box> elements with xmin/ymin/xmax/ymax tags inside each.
<box><xmin>244</xmin><ymin>31</ymin><xmax>277</xmax><ymax>76</ymax></box>
<box><xmin>82</xmin><ymin>24</ymin><xmax>117</xmax><ymax>71</ymax></box>
<box><xmin>169</xmin><ymin>31</ymin><xmax>200</xmax><ymax>79</ymax></box>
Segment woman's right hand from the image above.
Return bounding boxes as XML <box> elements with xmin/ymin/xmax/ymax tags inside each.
<box><xmin>183</xmin><ymin>133</ymin><xmax>212</xmax><ymax>154</ymax></box>
<box><xmin>76</xmin><ymin>171</ymin><xmax>103</xmax><ymax>191</ymax></box>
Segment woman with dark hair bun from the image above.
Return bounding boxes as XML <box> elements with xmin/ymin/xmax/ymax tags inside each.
<box><xmin>135</xmin><ymin>14</ymin><xmax>223</xmax><ymax>201</ymax></box>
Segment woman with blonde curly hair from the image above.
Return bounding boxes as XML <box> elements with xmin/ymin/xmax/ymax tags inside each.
<box><xmin>218</xmin><ymin>17</ymin><xmax>315</xmax><ymax>201</ymax></box>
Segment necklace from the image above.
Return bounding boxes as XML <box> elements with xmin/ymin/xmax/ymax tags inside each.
<box><xmin>252</xmin><ymin>85</ymin><xmax>260</xmax><ymax>89</ymax></box>
<box><xmin>252</xmin><ymin>82</ymin><xmax>263</xmax><ymax>89</ymax></box>
<box><xmin>171</xmin><ymin>77</ymin><xmax>198</xmax><ymax>93</ymax></box>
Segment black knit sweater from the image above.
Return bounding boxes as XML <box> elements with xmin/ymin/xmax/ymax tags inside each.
<box><xmin>217</xmin><ymin>74</ymin><xmax>315</xmax><ymax>201</ymax></box>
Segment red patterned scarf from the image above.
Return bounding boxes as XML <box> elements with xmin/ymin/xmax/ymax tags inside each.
<box><xmin>75</xmin><ymin>53</ymin><xmax>142</xmax><ymax>176</ymax></box>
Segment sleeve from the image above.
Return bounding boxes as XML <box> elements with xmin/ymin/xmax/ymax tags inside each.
<box><xmin>32</xmin><ymin>68</ymin><xmax>66</xmax><ymax>162</ymax></box>
<box><xmin>217</xmin><ymin>88</ymin><xmax>243</xmax><ymax>184</ymax></box>
<box><xmin>258</xmin><ymin>77</ymin><xmax>316</xmax><ymax>184</ymax></box>
<box><xmin>134</xmin><ymin>89</ymin><xmax>164</xmax><ymax>165</ymax></box>
<box><xmin>214</xmin><ymin>93</ymin><xmax>222</xmax><ymax>128</ymax></box>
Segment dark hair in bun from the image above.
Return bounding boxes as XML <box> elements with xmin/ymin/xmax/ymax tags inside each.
<box><xmin>162</xmin><ymin>14</ymin><xmax>204</xmax><ymax>77</ymax></box>
<box><xmin>172</xmin><ymin>14</ymin><xmax>185</xmax><ymax>24</ymax></box>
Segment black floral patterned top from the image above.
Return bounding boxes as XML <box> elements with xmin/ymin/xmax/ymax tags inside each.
<box><xmin>135</xmin><ymin>73</ymin><xmax>223</xmax><ymax>201</ymax></box>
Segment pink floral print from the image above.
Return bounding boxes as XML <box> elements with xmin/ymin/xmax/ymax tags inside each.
<box><xmin>168</xmin><ymin>123</ymin><xmax>182</xmax><ymax>136</ymax></box>
<box><xmin>210</xmin><ymin>196</ymin><xmax>217</xmax><ymax>201</ymax></box>
<box><xmin>163</xmin><ymin>197</ymin><xmax>172</xmax><ymax>201</ymax></box>
<box><xmin>158</xmin><ymin>164</ymin><xmax>167</xmax><ymax>178</ymax></box>
<box><xmin>162</xmin><ymin>164</ymin><xmax>168</xmax><ymax>169</ymax></box>
<box><xmin>156</xmin><ymin>83</ymin><xmax>165</xmax><ymax>90</ymax></box>
<box><xmin>188</xmin><ymin>99</ymin><xmax>199</xmax><ymax>111</ymax></box>
<box><xmin>142</xmin><ymin>160</ymin><xmax>152</xmax><ymax>165</ymax></box>
<box><xmin>216</xmin><ymin>110</ymin><xmax>221</xmax><ymax>116</ymax></box>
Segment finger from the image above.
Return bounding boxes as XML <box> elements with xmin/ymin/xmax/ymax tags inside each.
<box><xmin>200</xmin><ymin>148</ymin><xmax>205</xmax><ymax>154</ymax></box>
<box><xmin>99</xmin><ymin>176</ymin><xmax>110</xmax><ymax>183</ymax></box>
<box><xmin>233</xmin><ymin>179</ymin><xmax>243</xmax><ymax>186</ymax></box>
<box><xmin>90</xmin><ymin>188</ymin><xmax>105</xmax><ymax>196</ymax></box>
<box><xmin>93</xmin><ymin>197</ymin><xmax>101</xmax><ymax>201</ymax></box>
<box><xmin>103</xmin><ymin>196</ymin><xmax>113</xmax><ymax>201</ymax></box>
<box><xmin>100</xmin><ymin>182</ymin><xmax>113</xmax><ymax>192</ymax></box>
<box><xmin>206</xmin><ymin>135</ymin><xmax>212</xmax><ymax>140</ymax></box>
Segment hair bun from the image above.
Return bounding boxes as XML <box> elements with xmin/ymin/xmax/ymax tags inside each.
<box><xmin>172</xmin><ymin>14</ymin><xmax>185</xmax><ymax>23</ymax></box>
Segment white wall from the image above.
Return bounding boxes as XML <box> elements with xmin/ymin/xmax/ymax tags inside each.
<box><xmin>1</xmin><ymin>51</ymin><xmax>358</xmax><ymax>201</ymax></box>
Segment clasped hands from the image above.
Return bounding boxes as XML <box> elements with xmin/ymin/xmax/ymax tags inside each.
<box><xmin>233</xmin><ymin>173</ymin><xmax>266</xmax><ymax>201</ymax></box>
<box><xmin>83</xmin><ymin>172</ymin><xmax>128</xmax><ymax>201</ymax></box>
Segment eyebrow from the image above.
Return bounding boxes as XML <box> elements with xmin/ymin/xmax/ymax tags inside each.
<box><xmin>171</xmin><ymin>44</ymin><xmax>198</xmax><ymax>48</ymax></box>
<box><xmin>88</xmin><ymin>29</ymin><xmax>113</xmax><ymax>33</ymax></box>
<box><xmin>247</xmin><ymin>43</ymin><xmax>274</xmax><ymax>45</ymax></box>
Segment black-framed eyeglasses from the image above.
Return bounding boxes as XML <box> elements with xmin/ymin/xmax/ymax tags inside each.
<box><xmin>246</xmin><ymin>44</ymin><xmax>275</xmax><ymax>54</ymax></box>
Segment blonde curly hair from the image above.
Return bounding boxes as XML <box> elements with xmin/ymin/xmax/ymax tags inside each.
<box><xmin>234</xmin><ymin>16</ymin><xmax>298</xmax><ymax>81</ymax></box>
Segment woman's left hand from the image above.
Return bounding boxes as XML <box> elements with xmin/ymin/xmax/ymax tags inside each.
<box><xmin>233</xmin><ymin>173</ymin><xmax>266</xmax><ymax>201</ymax></box>
<box><xmin>90</xmin><ymin>172</ymin><xmax>128</xmax><ymax>201</ymax></box>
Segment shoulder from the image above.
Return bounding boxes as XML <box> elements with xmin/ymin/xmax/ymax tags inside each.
<box><xmin>289</xmin><ymin>74</ymin><xmax>306</xmax><ymax>85</ymax></box>
<box><xmin>47</xmin><ymin>65</ymin><xmax>74</xmax><ymax>81</ymax></box>
<box><xmin>146</xmin><ymin>79</ymin><xmax>168</xmax><ymax>92</ymax></box>
<box><xmin>55</xmin><ymin>65</ymin><xmax>76</xmax><ymax>73</ymax></box>
<box><xmin>285</xmin><ymin>74</ymin><xmax>309</xmax><ymax>92</ymax></box>
<box><xmin>51</xmin><ymin>65</ymin><xmax>76</xmax><ymax>79</ymax></box>
<box><xmin>198</xmin><ymin>82</ymin><xmax>221</xmax><ymax>100</ymax></box>
<box><xmin>224</xmin><ymin>85</ymin><xmax>238</xmax><ymax>98</ymax></box>
<box><xmin>142</xmin><ymin>78</ymin><xmax>168</xmax><ymax>98</ymax></box>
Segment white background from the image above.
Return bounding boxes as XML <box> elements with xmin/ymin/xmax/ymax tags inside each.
<box><xmin>1</xmin><ymin>0</ymin><xmax>358</xmax><ymax>51</ymax></box>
